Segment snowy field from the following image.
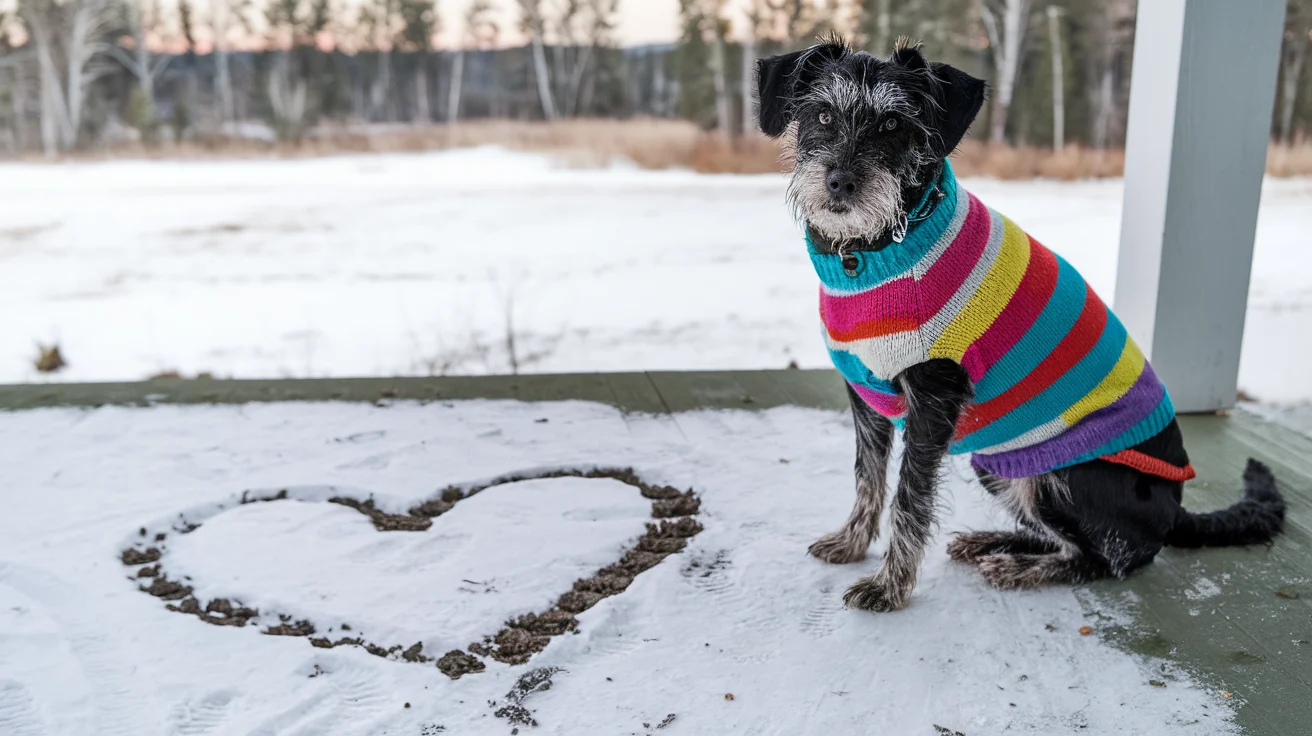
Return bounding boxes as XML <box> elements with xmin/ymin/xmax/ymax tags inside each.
<box><xmin>0</xmin><ymin>399</ymin><xmax>1238</xmax><ymax>735</ymax></box>
<box><xmin>2</xmin><ymin>148</ymin><xmax>1310</xmax><ymax>412</ymax></box>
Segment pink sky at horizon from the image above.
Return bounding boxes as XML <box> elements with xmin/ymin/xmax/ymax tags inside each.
<box><xmin>0</xmin><ymin>0</ymin><xmax>760</xmax><ymax>53</ymax></box>
<box><xmin>437</xmin><ymin>0</ymin><xmax>757</xmax><ymax>48</ymax></box>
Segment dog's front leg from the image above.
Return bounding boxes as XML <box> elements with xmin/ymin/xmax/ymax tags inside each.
<box><xmin>844</xmin><ymin>360</ymin><xmax>971</xmax><ymax>612</ymax></box>
<box><xmin>810</xmin><ymin>383</ymin><xmax>895</xmax><ymax>563</ymax></box>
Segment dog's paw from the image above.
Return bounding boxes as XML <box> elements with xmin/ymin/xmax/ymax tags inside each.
<box><xmin>976</xmin><ymin>554</ymin><xmax>1039</xmax><ymax>590</ymax></box>
<box><xmin>946</xmin><ymin>531</ymin><xmax>1010</xmax><ymax>564</ymax></box>
<box><xmin>842</xmin><ymin>575</ymin><xmax>909</xmax><ymax>612</ymax></box>
<box><xmin>808</xmin><ymin>530</ymin><xmax>869</xmax><ymax>564</ymax></box>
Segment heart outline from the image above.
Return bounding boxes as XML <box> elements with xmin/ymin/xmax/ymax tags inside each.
<box><xmin>119</xmin><ymin>466</ymin><xmax>703</xmax><ymax>679</ymax></box>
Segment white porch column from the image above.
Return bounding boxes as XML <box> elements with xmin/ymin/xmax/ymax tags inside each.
<box><xmin>1114</xmin><ymin>0</ymin><xmax>1286</xmax><ymax>413</ymax></box>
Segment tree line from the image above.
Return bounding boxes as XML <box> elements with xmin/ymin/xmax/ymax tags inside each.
<box><xmin>0</xmin><ymin>0</ymin><xmax>1309</xmax><ymax>156</ymax></box>
<box><xmin>677</xmin><ymin>0</ymin><xmax>1312</xmax><ymax>149</ymax></box>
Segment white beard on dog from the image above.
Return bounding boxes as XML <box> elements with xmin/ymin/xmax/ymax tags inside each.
<box><xmin>787</xmin><ymin>156</ymin><xmax>905</xmax><ymax>246</ymax></box>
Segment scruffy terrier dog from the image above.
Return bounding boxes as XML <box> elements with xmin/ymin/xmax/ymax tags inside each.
<box><xmin>758</xmin><ymin>38</ymin><xmax>1287</xmax><ymax>612</ymax></box>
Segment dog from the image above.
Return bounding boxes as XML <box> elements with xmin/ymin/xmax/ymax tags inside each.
<box><xmin>756</xmin><ymin>37</ymin><xmax>1287</xmax><ymax>612</ymax></box>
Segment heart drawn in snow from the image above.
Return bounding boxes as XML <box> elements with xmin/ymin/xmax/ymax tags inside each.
<box><xmin>119</xmin><ymin>467</ymin><xmax>702</xmax><ymax>679</ymax></box>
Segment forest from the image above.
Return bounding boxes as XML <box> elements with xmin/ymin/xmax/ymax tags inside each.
<box><xmin>0</xmin><ymin>0</ymin><xmax>1309</xmax><ymax>159</ymax></box>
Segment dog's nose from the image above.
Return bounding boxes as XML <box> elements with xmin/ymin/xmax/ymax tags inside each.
<box><xmin>827</xmin><ymin>170</ymin><xmax>858</xmax><ymax>197</ymax></box>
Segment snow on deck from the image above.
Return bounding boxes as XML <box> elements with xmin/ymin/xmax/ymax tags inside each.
<box><xmin>1</xmin><ymin>149</ymin><xmax>1309</xmax><ymax>409</ymax></box>
<box><xmin>0</xmin><ymin>399</ymin><xmax>1235</xmax><ymax>735</ymax></box>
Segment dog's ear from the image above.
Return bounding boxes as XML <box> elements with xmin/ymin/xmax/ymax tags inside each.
<box><xmin>928</xmin><ymin>62</ymin><xmax>988</xmax><ymax>156</ymax></box>
<box><xmin>890</xmin><ymin>37</ymin><xmax>929</xmax><ymax>71</ymax></box>
<box><xmin>756</xmin><ymin>41</ymin><xmax>849</xmax><ymax>138</ymax></box>
<box><xmin>756</xmin><ymin>49</ymin><xmax>808</xmax><ymax>138</ymax></box>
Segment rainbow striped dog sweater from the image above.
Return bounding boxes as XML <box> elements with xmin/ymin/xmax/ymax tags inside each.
<box><xmin>810</xmin><ymin>161</ymin><xmax>1194</xmax><ymax>480</ymax></box>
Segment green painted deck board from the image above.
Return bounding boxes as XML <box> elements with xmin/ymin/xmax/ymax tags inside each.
<box><xmin>2</xmin><ymin>369</ymin><xmax>1310</xmax><ymax>734</ymax></box>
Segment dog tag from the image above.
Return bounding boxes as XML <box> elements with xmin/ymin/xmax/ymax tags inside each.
<box><xmin>892</xmin><ymin>214</ymin><xmax>909</xmax><ymax>244</ymax></box>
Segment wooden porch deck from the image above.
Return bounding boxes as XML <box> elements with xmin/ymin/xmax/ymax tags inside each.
<box><xmin>3</xmin><ymin>369</ymin><xmax>1308</xmax><ymax>734</ymax></box>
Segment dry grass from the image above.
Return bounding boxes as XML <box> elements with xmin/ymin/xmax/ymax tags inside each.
<box><xmin>31</xmin><ymin>119</ymin><xmax>1312</xmax><ymax>179</ymax></box>
<box><xmin>34</xmin><ymin>343</ymin><xmax>66</xmax><ymax>373</ymax></box>
<box><xmin>1267</xmin><ymin>144</ymin><xmax>1312</xmax><ymax>178</ymax></box>
<box><xmin>950</xmin><ymin>140</ymin><xmax>1126</xmax><ymax>180</ymax></box>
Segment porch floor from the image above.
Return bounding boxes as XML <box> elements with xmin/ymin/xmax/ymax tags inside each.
<box><xmin>3</xmin><ymin>369</ymin><xmax>1308</xmax><ymax>734</ymax></box>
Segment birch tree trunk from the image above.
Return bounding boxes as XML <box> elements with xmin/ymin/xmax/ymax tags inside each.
<box><xmin>530</xmin><ymin>34</ymin><xmax>557</xmax><ymax>120</ymax></box>
<box><xmin>978</xmin><ymin>0</ymin><xmax>1030</xmax><ymax>145</ymax></box>
<box><xmin>268</xmin><ymin>52</ymin><xmax>307</xmax><ymax>138</ymax></box>
<box><xmin>371</xmin><ymin>49</ymin><xmax>392</xmax><ymax>121</ymax></box>
<box><xmin>653</xmin><ymin>56</ymin><xmax>668</xmax><ymax>117</ymax></box>
<box><xmin>21</xmin><ymin>0</ymin><xmax>115</xmax><ymax>154</ymax></box>
<box><xmin>711</xmin><ymin>30</ymin><xmax>732</xmax><ymax>135</ymax></box>
<box><xmin>128</xmin><ymin>0</ymin><xmax>153</xmax><ymax>112</ymax></box>
<box><xmin>566</xmin><ymin>45</ymin><xmax>593</xmax><ymax>118</ymax></box>
<box><xmin>446</xmin><ymin>50</ymin><xmax>464</xmax><ymax>124</ymax></box>
<box><xmin>551</xmin><ymin>43</ymin><xmax>567</xmax><ymax>115</ymax></box>
<box><xmin>518</xmin><ymin>0</ymin><xmax>557</xmax><ymax>121</ymax></box>
<box><xmin>37</xmin><ymin>54</ymin><xmax>59</xmax><ymax>155</ymax></box>
<box><xmin>1093</xmin><ymin>64</ymin><xmax>1113</xmax><ymax>149</ymax></box>
<box><xmin>1280</xmin><ymin>38</ymin><xmax>1307</xmax><ymax>144</ymax></box>
<box><xmin>414</xmin><ymin>57</ymin><xmax>430</xmax><ymax>122</ymax></box>
<box><xmin>214</xmin><ymin>0</ymin><xmax>234</xmax><ymax>123</ymax></box>
<box><xmin>4</xmin><ymin>63</ymin><xmax>30</xmax><ymax>151</ymax></box>
<box><xmin>741</xmin><ymin>31</ymin><xmax>755</xmax><ymax>137</ymax></box>
<box><xmin>1047</xmin><ymin>5</ymin><xmax>1064</xmax><ymax>151</ymax></box>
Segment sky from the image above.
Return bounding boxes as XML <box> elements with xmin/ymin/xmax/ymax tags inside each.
<box><xmin>0</xmin><ymin>0</ymin><xmax>755</xmax><ymax>51</ymax></box>
<box><xmin>435</xmin><ymin>0</ymin><xmax>753</xmax><ymax>48</ymax></box>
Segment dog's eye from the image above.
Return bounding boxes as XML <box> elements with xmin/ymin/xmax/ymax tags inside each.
<box><xmin>819</xmin><ymin>112</ymin><xmax>832</xmax><ymax>125</ymax></box>
<box><xmin>881</xmin><ymin>118</ymin><xmax>899</xmax><ymax>132</ymax></box>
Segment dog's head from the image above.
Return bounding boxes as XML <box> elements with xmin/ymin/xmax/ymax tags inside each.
<box><xmin>757</xmin><ymin>38</ymin><xmax>986</xmax><ymax>247</ymax></box>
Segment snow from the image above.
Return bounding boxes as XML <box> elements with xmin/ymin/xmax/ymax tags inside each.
<box><xmin>2</xmin><ymin>148</ymin><xmax>1309</xmax><ymax>410</ymax></box>
<box><xmin>169</xmin><ymin>478</ymin><xmax>652</xmax><ymax>655</ymax></box>
<box><xmin>0</xmin><ymin>399</ymin><xmax>1236</xmax><ymax>735</ymax></box>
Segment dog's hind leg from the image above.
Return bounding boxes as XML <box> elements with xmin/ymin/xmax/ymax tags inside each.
<box><xmin>948</xmin><ymin>468</ymin><xmax>1068</xmax><ymax>563</ymax></box>
<box><xmin>946</xmin><ymin>530</ymin><xmax>1060</xmax><ymax>564</ymax></box>
<box><xmin>969</xmin><ymin>464</ymin><xmax>1164</xmax><ymax>589</ymax></box>
<box><xmin>976</xmin><ymin>551</ymin><xmax>1111</xmax><ymax>589</ymax></box>
<box><xmin>810</xmin><ymin>383</ymin><xmax>895</xmax><ymax>564</ymax></box>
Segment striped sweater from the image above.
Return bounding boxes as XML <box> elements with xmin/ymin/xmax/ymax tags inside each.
<box><xmin>810</xmin><ymin>161</ymin><xmax>1189</xmax><ymax>480</ymax></box>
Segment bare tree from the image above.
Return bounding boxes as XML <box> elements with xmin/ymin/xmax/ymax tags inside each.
<box><xmin>107</xmin><ymin>0</ymin><xmax>171</xmax><ymax>138</ymax></box>
<box><xmin>1</xmin><ymin>11</ymin><xmax>29</xmax><ymax>150</ymax></box>
<box><xmin>361</xmin><ymin>0</ymin><xmax>404</xmax><ymax>121</ymax></box>
<box><xmin>517</xmin><ymin>0</ymin><xmax>556</xmax><ymax>120</ymax></box>
<box><xmin>1279</xmin><ymin>1</ymin><xmax>1312</xmax><ymax>144</ymax></box>
<box><xmin>550</xmin><ymin>0</ymin><xmax>578</xmax><ymax>115</ymax></box>
<box><xmin>708</xmin><ymin>0</ymin><xmax>732</xmax><ymax>135</ymax></box>
<box><xmin>1</xmin><ymin>20</ymin><xmax>35</xmax><ymax>152</ymax></box>
<box><xmin>763</xmin><ymin>0</ymin><xmax>810</xmax><ymax>45</ymax></box>
<box><xmin>1047</xmin><ymin>5</ymin><xmax>1063</xmax><ymax>150</ymax></box>
<box><xmin>558</xmin><ymin>0</ymin><xmax>618</xmax><ymax>117</ymax></box>
<box><xmin>211</xmin><ymin>0</ymin><xmax>237</xmax><ymax>123</ymax></box>
<box><xmin>576</xmin><ymin>0</ymin><xmax>618</xmax><ymax>114</ymax></box>
<box><xmin>857</xmin><ymin>0</ymin><xmax>893</xmax><ymax>53</ymax></box>
<box><xmin>447</xmin><ymin>0</ymin><xmax>496</xmax><ymax>124</ymax></box>
<box><xmin>264</xmin><ymin>0</ymin><xmax>321</xmax><ymax>138</ymax></box>
<box><xmin>976</xmin><ymin>0</ymin><xmax>1031</xmax><ymax>144</ymax></box>
<box><xmin>267</xmin><ymin>52</ymin><xmax>305</xmax><ymax>135</ymax></box>
<box><xmin>1087</xmin><ymin>0</ymin><xmax>1133</xmax><ymax>150</ymax></box>
<box><xmin>19</xmin><ymin>0</ymin><xmax>119</xmax><ymax>154</ymax></box>
<box><xmin>398</xmin><ymin>0</ymin><xmax>437</xmax><ymax>123</ymax></box>
<box><xmin>742</xmin><ymin>0</ymin><xmax>766</xmax><ymax>137</ymax></box>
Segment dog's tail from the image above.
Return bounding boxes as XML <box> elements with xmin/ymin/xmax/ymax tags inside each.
<box><xmin>1165</xmin><ymin>459</ymin><xmax>1285</xmax><ymax>548</ymax></box>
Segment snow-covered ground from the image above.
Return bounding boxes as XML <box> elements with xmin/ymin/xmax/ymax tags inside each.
<box><xmin>0</xmin><ymin>400</ymin><xmax>1237</xmax><ymax>735</ymax></box>
<box><xmin>2</xmin><ymin>148</ymin><xmax>1310</xmax><ymax>410</ymax></box>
